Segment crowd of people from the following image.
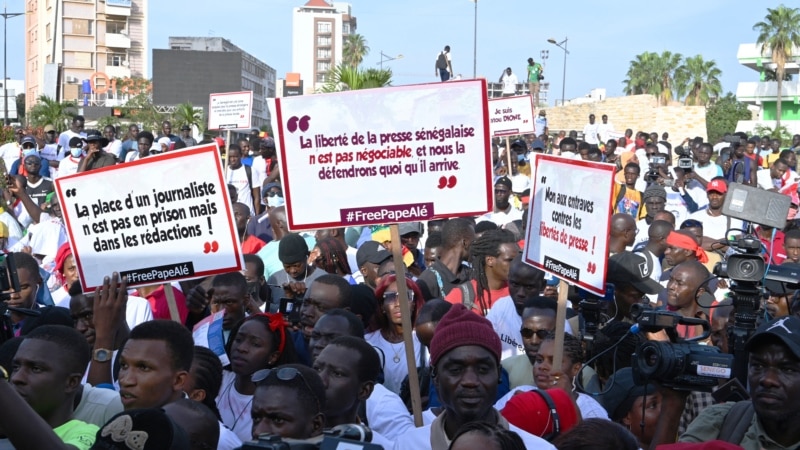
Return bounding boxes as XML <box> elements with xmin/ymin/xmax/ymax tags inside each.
<box><xmin>0</xmin><ymin>111</ymin><xmax>799</xmax><ymax>450</ymax></box>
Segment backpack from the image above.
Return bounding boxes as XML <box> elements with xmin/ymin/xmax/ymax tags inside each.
<box><xmin>717</xmin><ymin>401</ymin><xmax>754</xmax><ymax>445</ymax></box>
<box><xmin>436</xmin><ymin>52</ymin><xmax>448</xmax><ymax>70</ymax></box>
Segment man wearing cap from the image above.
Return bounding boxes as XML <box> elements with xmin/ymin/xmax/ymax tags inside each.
<box><xmin>180</xmin><ymin>124</ymin><xmax>197</xmax><ymax>147</ymax></box>
<box><xmin>647</xmin><ymin>316</ymin><xmax>800</xmax><ymax>449</ymax></box>
<box><xmin>633</xmin><ymin>184</ymin><xmax>669</xmax><ymax>248</ymax></box>
<box><xmin>399</xmin><ymin>304</ymin><xmax>555</xmax><ymax>449</ymax></box>
<box><xmin>607</xmin><ymin>251</ymin><xmax>663</xmax><ymax>322</ymax></box>
<box><xmin>534</xmin><ymin>110</ymin><xmax>547</xmax><ymax>136</ymax></box>
<box><xmin>688</xmin><ymin>177</ymin><xmax>744</xmax><ymax>244</ymax></box>
<box><xmin>477</xmin><ymin>176</ymin><xmax>523</xmax><ymax>228</ymax></box>
<box><xmin>399</xmin><ymin>221</ymin><xmax>426</xmax><ymax>274</ymax></box>
<box><xmin>527</xmin><ymin>58</ymin><xmax>543</xmax><ymax>106</ymax></box>
<box><xmin>55</xmin><ymin>137</ymin><xmax>84</xmax><ymax>179</ymax></box>
<box><xmin>10</xmin><ymin>136</ymin><xmax>51</xmax><ymax>178</ymax></box>
<box><xmin>77</xmin><ymin>130</ymin><xmax>116</xmax><ymax>172</ymax></box>
<box><xmin>355</xmin><ymin>240</ymin><xmax>391</xmax><ymax>290</ymax></box>
<box><xmin>267</xmin><ymin>232</ymin><xmax>326</xmax><ymax>311</ymax></box>
<box><xmin>246</xmin><ymin>182</ymin><xmax>283</xmax><ymax>244</ymax></box>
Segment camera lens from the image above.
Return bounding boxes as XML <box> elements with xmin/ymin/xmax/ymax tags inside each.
<box><xmin>739</xmin><ymin>260</ymin><xmax>757</xmax><ymax>277</ymax></box>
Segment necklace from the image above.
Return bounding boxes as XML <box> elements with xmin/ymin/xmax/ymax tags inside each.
<box><xmin>221</xmin><ymin>377</ymin><xmax>253</xmax><ymax>431</ymax></box>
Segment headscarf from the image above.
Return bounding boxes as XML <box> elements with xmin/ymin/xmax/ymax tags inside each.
<box><xmin>666</xmin><ymin>231</ymin><xmax>708</xmax><ymax>263</ymax></box>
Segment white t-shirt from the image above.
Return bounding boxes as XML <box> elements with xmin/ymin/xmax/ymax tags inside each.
<box><xmin>757</xmin><ymin>169</ymin><xmax>781</xmax><ymax>190</ymax></box>
<box><xmin>105</xmin><ymin>139</ymin><xmax>122</xmax><ymax>160</ymax></box>
<box><xmin>365</xmin><ymin>330</ymin><xmax>422</xmax><ymax>395</ymax></box>
<box><xmin>218</xmin><ymin>422</ymin><xmax>243</xmax><ymax>450</ymax></box>
<box><xmin>501</xmin><ymin>73</ymin><xmax>519</xmax><ymax>95</ymax></box>
<box><xmin>0</xmin><ymin>210</ymin><xmax>23</xmax><ymax>249</ymax></box>
<box><xmin>485</xmin><ymin>296</ymin><xmax>524</xmax><ymax>360</ymax></box>
<box><xmin>216</xmin><ymin>370</ymin><xmax>254</xmax><ymax>443</ymax></box>
<box><xmin>476</xmin><ymin>205</ymin><xmax>523</xmax><ymax>228</ymax></box>
<box><xmin>0</xmin><ymin>142</ymin><xmax>18</xmax><ymax>171</ymax></box>
<box><xmin>226</xmin><ymin>165</ymin><xmax>254</xmax><ymax>214</ymax></box>
<box><xmin>55</xmin><ymin>155</ymin><xmax>82</xmax><ymax>179</ymax></box>
<box><xmin>366</xmin><ymin>383</ymin><xmax>415</xmax><ymax>442</ymax></box>
<box><xmin>583</xmin><ymin>123</ymin><xmax>600</xmax><ymax>145</ymax></box>
<box><xmin>396</xmin><ymin>414</ymin><xmax>556</xmax><ymax>450</ymax></box>
<box><xmin>57</xmin><ymin>129</ymin><xmax>86</xmax><ymax>152</ymax></box>
<box><xmin>251</xmin><ymin>156</ymin><xmax>268</xmax><ymax>206</ymax></box>
<box><xmin>597</xmin><ymin>122</ymin><xmax>614</xmax><ymax>143</ymax></box>
<box><xmin>687</xmin><ymin>209</ymin><xmax>745</xmax><ymax>241</ymax></box>
<box><xmin>693</xmin><ymin>163</ymin><xmax>723</xmax><ymax>182</ymax></box>
<box><xmin>494</xmin><ymin>385</ymin><xmax>609</xmax><ymax>420</ymax></box>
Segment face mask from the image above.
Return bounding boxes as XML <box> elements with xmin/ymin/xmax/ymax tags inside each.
<box><xmin>70</xmin><ymin>147</ymin><xmax>83</xmax><ymax>157</ymax></box>
<box><xmin>267</xmin><ymin>196</ymin><xmax>285</xmax><ymax>208</ymax></box>
<box><xmin>22</xmin><ymin>149</ymin><xmax>37</xmax><ymax>158</ymax></box>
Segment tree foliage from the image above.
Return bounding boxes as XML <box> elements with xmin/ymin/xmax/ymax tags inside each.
<box><xmin>753</xmin><ymin>123</ymin><xmax>792</xmax><ymax>145</ymax></box>
<box><xmin>319</xmin><ymin>64</ymin><xmax>393</xmax><ymax>93</ymax></box>
<box><xmin>173</xmin><ymin>102</ymin><xmax>205</xmax><ymax>136</ymax></box>
<box><xmin>705</xmin><ymin>93</ymin><xmax>752</xmax><ymax>143</ymax></box>
<box><xmin>27</xmin><ymin>95</ymin><xmax>77</xmax><ymax>130</ymax></box>
<box><xmin>675</xmin><ymin>55</ymin><xmax>722</xmax><ymax>106</ymax></box>
<box><xmin>120</xmin><ymin>92</ymin><xmax>163</xmax><ymax>133</ymax></box>
<box><xmin>624</xmin><ymin>52</ymin><xmax>722</xmax><ymax>106</ymax></box>
<box><xmin>342</xmin><ymin>34</ymin><xmax>370</xmax><ymax>68</ymax></box>
<box><xmin>753</xmin><ymin>5</ymin><xmax>800</xmax><ymax>128</ymax></box>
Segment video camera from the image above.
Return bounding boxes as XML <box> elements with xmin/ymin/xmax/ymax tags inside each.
<box><xmin>645</xmin><ymin>155</ymin><xmax>666</xmax><ymax>183</ymax></box>
<box><xmin>630</xmin><ymin>304</ymin><xmax>733</xmax><ymax>392</ymax></box>
<box><xmin>674</xmin><ymin>146</ymin><xmax>693</xmax><ymax>172</ymax></box>
<box><xmin>238</xmin><ymin>424</ymin><xmax>383</xmax><ymax>450</ymax></box>
<box><xmin>576</xmin><ymin>284</ymin><xmax>614</xmax><ymax>353</ymax></box>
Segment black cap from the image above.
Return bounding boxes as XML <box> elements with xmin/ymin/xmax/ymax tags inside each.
<box><xmin>356</xmin><ymin>240</ymin><xmax>391</xmax><ymax>268</ymax></box>
<box><xmin>495</xmin><ymin>176</ymin><xmax>512</xmax><ymax>190</ymax></box>
<box><xmin>180</xmin><ymin>124</ymin><xmax>191</xmax><ymax>131</ymax></box>
<box><xmin>278</xmin><ymin>233</ymin><xmax>309</xmax><ymax>264</ymax></box>
<box><xmin>598</xmin><ymin>367</ymin><xmax>657</xmax><ymax>421</ymax></box>
<box><xmin>746</xmin><ymin>316</ymin><xmax>800</xmax><ymax>359</ymax></box>
<box><xmin>510</xmin><ymin>139</ymin><xmax>527</xmax><ymax>151</ymax></box>
<box><xmin>607</xmin><ymin>251</ymin><xmax>663</xmax><ymax>295</ymax></box>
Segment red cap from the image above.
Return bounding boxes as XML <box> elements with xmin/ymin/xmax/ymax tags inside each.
<box><xmin>707</xmin><ymin>179</ymin><xmax>728</xmax><ymax>194</ymax></box>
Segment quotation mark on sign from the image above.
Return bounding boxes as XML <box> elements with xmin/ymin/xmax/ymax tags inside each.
<box><xmin>586</xmin><ymin>262</ymin><xmax>597</xmax><ymax>274</ymax></box>
<box><xmin>437</xmin><ymin>175</ymin><xmax>457</xmax><ymax>189</ymax></box>
<box><xmin>65</xmin><ymin>188</ymin><xmax>78</xmax><ymax>197</ymax></box>
<box><xmin>540</xmin><ymin>176</ymin><xmax>547</xmax><ymax>184</ymax></box>
<box><xmin>287</xmin><ymin>115</ymin><xmax>311</xmax><ymax>133</ymax></box>
<box><xmin>203</xmin><ymin>241</ymin><xmax>219</xmax><ymax>254</ymax></box>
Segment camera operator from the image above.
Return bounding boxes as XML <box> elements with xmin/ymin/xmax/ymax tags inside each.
<box><xmin>722</xmin><ymin>139</ymin><xmax>757</xmax><ymax>186</ymax></box>
<box><xmin>651</xmin><ymin>154</ymin><xmax>705</xmax><ymax>228</ymax></box>
<box><xmin>686</xmin><ymin>142</ymin><xmax>723</xmax><ymax>190</ymax></box>
<box><xmin>652</xmin><ymin>316</ymin><xmax>800</xmax><ymax>449</ymax></box>
<box><xmin>606</xmin><ymin>252</ymin><xmax>663</xmax><ymax>324</ymax></box>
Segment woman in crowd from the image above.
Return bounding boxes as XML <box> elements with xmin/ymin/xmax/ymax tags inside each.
<box><xmin>186</xmin><ymin>346</ymin><xmax>242</xmax><ymax>450</ymax></box>
<box><xmin>309</xmin><ymin>237</ymin><xmax>355</xmax><ymax>284</ymax></box>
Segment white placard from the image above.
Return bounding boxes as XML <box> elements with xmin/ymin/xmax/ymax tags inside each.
<box><xmin>488</xmin><ymin>94</ymin><xmax>535</xmax><ymax>137</ymax></box>
<box><xmin>56</xmin><ymin>144</ymin><xmax>243</xmax><ymax>291</ymax></box>
<box><xmin>208</xmin><ymin>91</ymin><xmax>253</xmax><ymax>130</ymax></box>
<box><xmin>270</xmin><ymin>79</ymin><xmax>493</xmax><ymax>231</ymax></box>
<box><xmin>523</xmin><ymin>155</ymin><xmax>615</xmax><ymax>295</ymax></box>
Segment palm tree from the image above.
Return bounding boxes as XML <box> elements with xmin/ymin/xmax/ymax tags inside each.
<box><xmin>753</xmin><ymin>5</ymin><xmax>800</xmax><ymax>128</ymax></box>
<box><xmin>623</xmin><ymin>51</ymin><xmax>660</xmax><ymax>96</ymax></box>
<box><xmin>27</xmin><ymin>95</ymin><xmax>76</xmax><ymax>130</ymax></box>
<box><xmin>173</xmin><ymin>102</ymin><xmax>205</xmax><ymax>136</ymax></box>
<box><xmin>342</xmin><ymin>34</ymin><xmax>370</xmax><ymax>68</ymax></box>
<box><xmin>320</xmin><ymin>64</ymin><xmax>393</xmax><ymax>92</ymax></box>
<box><xmin>675</xmin><ymin>55</ymin><xmax>723</xmax><ymax>106</ymax></box>
<box><xmin>623</xmin><ymin>51</ymin><xmax>683</xmax><ymax>105</ymax></box>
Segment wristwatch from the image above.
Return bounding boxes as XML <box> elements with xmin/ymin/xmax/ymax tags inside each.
<box><xmin>93</xmin><ymin>348</ymin><xmax>113</xmax><ymax>363</ymax></box>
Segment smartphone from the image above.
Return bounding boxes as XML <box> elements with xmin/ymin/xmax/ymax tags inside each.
<box><xmin>279</xmin><ymin>297</ymin><xmax>302</xmax><ymax>323</ymax></box>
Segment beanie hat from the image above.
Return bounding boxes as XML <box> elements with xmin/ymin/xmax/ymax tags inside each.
<box><xmin>278</xmin><ymin>233</ymin><xmax>309</xmax><ymax>264</ymax></box>
<box><xmin>501</xmin><ymin>388</ymin><xmax>580</xmax><ymax>439</ymax></box>
<box><xmin>643</xmin><ymin>183</ymin><xmax>667</xmax><ymax>201</ymax></box>
<box><xmin>429</xmin><ymin>303</ymin><xmax>501</xmax><ymax>366</ymax></box>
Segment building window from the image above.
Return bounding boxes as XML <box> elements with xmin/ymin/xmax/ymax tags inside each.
<box><xmin>107</xmin><ymin>52</ymin><xmax>126</xmax><ymax>66</ymax></box>
<box><xmin>46</xmin><ymin>23</ymin><xmax>51</xmax><ymax>40</ymax></box>
<box><xmin>74</xmin><ymin>52</ymin><xmax>93</xmax><ymax>68</ymax></box>
<box><xmin>317</xmin><ymin>61</ymin><xmax>331</xmax><ymax>72</ymax></box>
<box><xmin>317</xmin><ymin>21</ymin><xmax>331</xmax><ymax>33</ymax></box>
<box><xmin>70</xmin><ymin>19</ymin><xmax>93</xmax><ymax>36</ymax></box>
<box><xmin>106</xmin><ymin>19</ymin><xmax>127</xmax><ymax>34</ymax></box>
<box><xmin>316</xmin><ymin>73</ymin><xmax>328</xmax><ymax>83</ymax></box>
<box><xmin>317</xmin><ymin>35</ymin><xmax>331</xmax><ymax>47</ymax></box>
<box><xmin>343</xmin><ymin>22</ymin><xmax>350</xmax><ymax>34</ymax></box>
<box><xmin>317</xmin><ymin>48</ymin><xmax>330</xmax><ymax>59</ymax></box>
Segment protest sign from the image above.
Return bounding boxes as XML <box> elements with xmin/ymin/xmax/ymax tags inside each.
<box><xmin>56</xmin><ymin>143</ymin><xmax>242</xmax><ymax>291</ymax></box>
<box><xmin>209</xmin><ymin>91</ymin><xmax>253</xmax><ymax>130</ymax></box>
<box><xmin>523</xmin><ymin>155</ymin><xmax>614</xmax><ymax>295</ymax></box>
<box><xmin>488</xmin><ymin>95</ymin><xmax>535</xmax><ymax>137</ymax></box>
<box><xmin>270</xmin><ymin>79</ymin><xmax>492</xmax><ymax>231</ymax></box>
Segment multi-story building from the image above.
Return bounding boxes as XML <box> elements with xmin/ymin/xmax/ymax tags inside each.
<box><xmin>292</xmin><ymin>0</ymin><xmax>356</xmax><ymax>93</ymax></box>
<box><xmin>152</xmin><ymin>37</ymin><xmax>276</xmax><ymax>129</ymax></box>
<box><xmin>735</xmin><ymin>43</ymin><xmax>800</xmax><ymax>134</ymax></box>
<box><xmin>24</xmin><ymin>0</ymin><xmax>148</xmax><ymax>111</ymax></box>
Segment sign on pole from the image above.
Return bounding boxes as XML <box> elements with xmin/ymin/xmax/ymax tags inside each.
<box><xmin>488</xmin><ymin>94</ymin><xmax>535</xmax><ymax>137</ymax></box>
<box><xmin>270</xmin><ymin>79</ymin><xmax>493</xmax><ymax>231</ymax></box>
<box><xmin>523</xmin><ymin>155</ymin><xmax>615</xmax><ymax>295</ymax></box>
<box><xmin>56</xmin><ymin>144</ymin><xmax>243</xmax><ymax>291</ymax></box>
<box><xmin>208</xmin><ymin>91</ymin><xmax>253</xmax><ymax>130</ymax></box>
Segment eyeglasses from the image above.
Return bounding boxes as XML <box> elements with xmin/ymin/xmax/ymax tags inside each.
<box><xmin>251</xmin><ymin>367</ymin><xmax>322</xmax><ymax>413</ymax></box>
<box><xmin>264</xmin><ymin>191</ymin><xmax>281</xmax><ymax>197</ymax></box>
<box><xmin>520</xmin><ymin>328</ymin><xmax>549</xmax><ymax>339</ymax></box>
<box><xmin>21</xmin><ymin>144</ymin><xmax>35</xmax><ymax>149</ymax></box>
<box><xmin>383</xmin><ymin>290</ymin><xmax>414</xmax><ymax>305</ymax></box>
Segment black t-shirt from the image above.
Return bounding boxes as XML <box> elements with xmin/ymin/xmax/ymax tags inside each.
<box><xmin>25</xmin><ymin>177</ymin><xmax>54</xmax><ymax>207</ymax></box>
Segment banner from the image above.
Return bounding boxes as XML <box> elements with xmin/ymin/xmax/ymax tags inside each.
<box><xmin>488</xmin><ymin>95</ymin><xmax>535</xmax><ymax>137</ymax></box>
<box><xmin>270</xmin><ymin>79</ymin><xmax>493</xmax><ymax>231</ymax></box>
<box><xmin>523</xmin><ymin>155</ymin><xmax>614</xmax><ymax>295</ymax></box>
<box><xmin>56</xmin><ymin>144</ymin><xmax>242</xmax><ymax>291</ymax></box>
<box><xmin>209</xmin><ymin>91</ymin><xmax>253</xmax><ymax>130</ymax></box>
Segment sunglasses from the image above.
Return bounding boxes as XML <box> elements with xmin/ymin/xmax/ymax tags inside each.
<box><xmin>264</xmin><ymin>191</ymin><xmax>281</xmax><ymax>197</ymax></box>
<box><xmin>21</xmin><ymin>144</ymin><xmax>35</xmax><ymax>149</ymax></box>
<box><xmin>383</xmin><ymin>290</ymin><xmax>414</xmax><ymax>305</ymax></box>
<box><xmin>251</xmin><ymin>367</ymin><xmax>321</xmax><ymax>413</ymax></box>
<box><xmin>520</xmin><ymin>328</ymin><xmax>549</xmax><ymax>339</ymax></box>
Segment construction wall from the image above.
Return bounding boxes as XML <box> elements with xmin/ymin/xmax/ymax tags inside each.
<box><xmin>544</xmin><ymin>94</ymin><xmax>708</xmax><ymax>142</ymax></box>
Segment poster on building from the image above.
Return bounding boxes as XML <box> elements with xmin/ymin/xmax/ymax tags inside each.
<box><xmin>523</xmin><ymin>155</ymin><xmax>615</xmax><ymax>295</ymax></box>
<box><xmin>488</xmin><ymin>95</ymin><xmax>535</xmax><ymax>137</ymax></box>
<box><xmin>270</xmin><ymin>79</ymin><xmax>492</xmax><ymax>231</ymax></box>
<box><xmin>208</xmin><ymin>91</ymin><xmax>253</xmax><ymax>130</ymax></box>
<box><xmin>56</xmin><ymin>144</ymin><xmax>242</xmax><ymax>291</ymax></box>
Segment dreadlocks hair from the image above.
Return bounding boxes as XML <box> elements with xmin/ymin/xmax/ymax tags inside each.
<box><xmin>191</xmin><ymin>346</ymin><xmax>224</xmax><ymax>421</ymax></box>
<box><xmin>542</xmin><ymin>331</ymin><xmax>584</xmax><ymax>365</ymax></box>
<box><xmin>315</xmin><ymin>237</ymin><xmax>352</xmax><ymax>276</ymax></box>
<box><xmin>468</xmin><ymin>228</ymin><xmax>519</xmax><ymax>316</ymax></box>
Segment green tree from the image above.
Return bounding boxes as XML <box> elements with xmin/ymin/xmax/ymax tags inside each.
<box><xmin>753</xmin><ymin>123</ymin><xmax>791</xmax><ymax>145</ymax></box>
<box><xmin>27</xmin><ymin>95</ymin><xmax>77</xmax><ymax>130</ymax></box>
<box><xmin>675</xmin><ymin>55</ymin><xmax>723</xmax><ymax>106</ymax></box>
<box><xmin>623</xmin><ymin>51</ymin><xmax>683</xmax><ymax>105</ymax></box>
<box><xmin>15</xmin><ymin>93</ymin><xmax>25</xmax><ymax>123</ymax></box>
<box><xmin>319</xmin><ymin>64</ymin><xmax>393</xmax><ymax>92</ymax></box>
<box><xmin>173</xmin><ymin>102</ymin><xmax>205</xmax><ymax>136</ymax></box>
<box><xmin>753</xmin><ymin>5</ymin><xmax>800</xmax><ymax>128</ymax></box>
<box><xmin>120</xmin><ymin>92</ymin><xmax>163</xmax><ymax>133</ymax></box>
<box><xmin>705</xmin><ymin>93</ymin><xmax>752</xmax><ymax>143</ymax></box>
<box><xmin>342</xmin><ymin>34</ymin><xmax>370</xmax><ymax>68</ymax></box>
<box><xmin>96</xmin><ymin>116</ymin><xmax>120</xmax><ymax>130</ymax></box>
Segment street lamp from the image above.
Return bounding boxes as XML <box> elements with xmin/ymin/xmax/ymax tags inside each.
<box><xmin>547</xmin><ymin>37</ymin><xmax>568</xmax><ymax>106</ymax></box>
<box><xmin>377</xmin><ymin>51</ymin><xmax>403</xmax><ymax>70</ymax></box>
<box><xmin>2</xmin><ymin>5</ymin><xmax>23</xmax><ymax>126</ymax></box>
<box><xmin>471</xmin><ymin>0</ymin><xmax>477</xmax><ymax>79</ymax></box>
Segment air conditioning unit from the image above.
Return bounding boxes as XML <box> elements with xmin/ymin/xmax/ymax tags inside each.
<box><xmin>65</xmin><ymin>76</ymin><xmax>79</xmax><ymax>83</ymax></box>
